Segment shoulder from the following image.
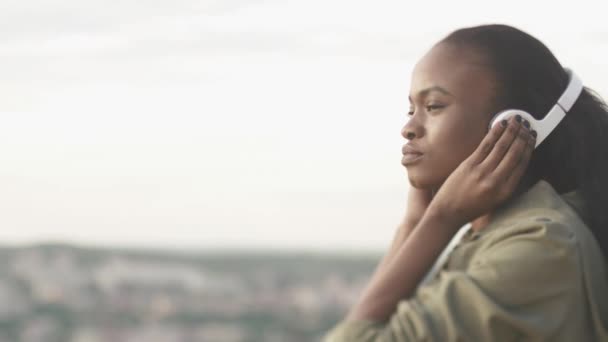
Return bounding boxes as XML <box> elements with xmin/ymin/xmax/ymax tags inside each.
<box><xmin>482</xmin><ymin>209</ymin><xmax>579</xmax><ymax>252</ymax></box>
<box><xmin>467</xmin><ymin>209</ymin><xmax>583</xmax><ymax>300</ymax></box>
<box><xmin>476</xmin><ymin>207</ymin><xmax>581</xmax><ymax>268</ymax></box>
<box><xmin>476</xmin><ymin>180</ymin><xmax>588</xmax><ymax>264</ymax></box>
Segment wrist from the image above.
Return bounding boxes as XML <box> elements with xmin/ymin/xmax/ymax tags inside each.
<box><xmin>424</xmin><ymin>203</ymin><xmax>464</xmax><ymax>233</ymax></box>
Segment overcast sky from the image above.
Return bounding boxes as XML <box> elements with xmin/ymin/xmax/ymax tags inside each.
<box><xmin>1</xmin><ymin>0</ymin><xmax>607</xmax><ymax>252</ymax></box>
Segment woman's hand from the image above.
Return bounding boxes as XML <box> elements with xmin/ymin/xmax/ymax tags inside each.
<box><xmin>429</xmin><ymin>115</ymin><xmax>536</xmax><ymax>228</ymax></box>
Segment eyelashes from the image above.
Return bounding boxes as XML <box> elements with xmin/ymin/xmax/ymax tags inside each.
<box><xmin>425</xmin><ymin>104</ymin><xmax>444</xmax><ymax>111</ymax></box>
<box><xmin>407</xmin><ymin>104</ymin><xmax>446</xmax><ymax>116</ymax></box>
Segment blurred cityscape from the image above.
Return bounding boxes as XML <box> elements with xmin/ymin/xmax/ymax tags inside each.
<box><xmin>0</xmin><ymin>244</ymin><xmax>379</xmax><ymax>342</ymax></box>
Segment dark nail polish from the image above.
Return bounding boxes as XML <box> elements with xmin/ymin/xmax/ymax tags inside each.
<box><xmin>523</xmin><ymin>120</ymin><xmax>530</xmax><ymax>128</ymax></box>
<box><xmin>515</xmin><ymin>115</ymin><xmax>522</xmax><ymax>123</ymax></box>
<box><xmin>501</xmin><ymin>119</ymin><xmax>508</xmax><ymax>127</ymax></box>
<box><xmin>531</xmin><ymin>130</ymin><xmax>537</xmax><ymax>137</ymax></box>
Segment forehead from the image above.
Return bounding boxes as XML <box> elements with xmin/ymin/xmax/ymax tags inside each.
<box><xmin>410</xmin><ymin>43</ymin><xmax>496</xmax><ymax>100</ymax></box>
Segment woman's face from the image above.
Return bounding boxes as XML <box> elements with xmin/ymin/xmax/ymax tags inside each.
<box><xmin>402</xmin><ymin>42</ymin><xmax>500</xmax><ymax>190</ymax></box>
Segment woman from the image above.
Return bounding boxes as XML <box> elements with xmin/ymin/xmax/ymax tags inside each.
<box><xmin>323</xmin><ymin>25</ymin><xmax>608</xmax><ymax>341</ymax></box>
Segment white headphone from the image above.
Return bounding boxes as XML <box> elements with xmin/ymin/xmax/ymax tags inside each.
<box><xmin>488</xmin><ymin>68</ymin><xmax>584</xmax><ymax>148</ymax></box>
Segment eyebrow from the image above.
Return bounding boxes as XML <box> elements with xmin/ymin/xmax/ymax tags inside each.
<box><xmin>408</xmin><ymin>86</ymin><xmax>453</xmax><ymax>102</ymax></box>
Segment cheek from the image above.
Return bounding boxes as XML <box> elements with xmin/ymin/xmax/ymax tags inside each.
<box><xmin>428</xmin><ymin>119</ymin><xmax>482</xmax><ymax>170</ymax></box>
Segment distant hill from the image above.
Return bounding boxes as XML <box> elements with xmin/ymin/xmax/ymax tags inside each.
<box><xmin>0</xmin><ymin>243</ymin><xmax>380</xmax><ymax>342</ymax></box>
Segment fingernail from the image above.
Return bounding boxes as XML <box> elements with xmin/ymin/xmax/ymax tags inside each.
<box><xmin>515</xmin><ymin>115</ymin><xmax>522</xmax><ymax>123</ymax></box>
<box><xmin>523</xmin><ymin>120</ymin><xmax>530</xmax><ymax>128</ymax></box>
<box><xmin>531</xmin><ymin>130</ymin><xmax>537</xmax><ymax>138</ymax></box>
<box><xmin>501</xmin><ymin>119</ymin><xmax>508</xmax><ymax>127</ymax></box>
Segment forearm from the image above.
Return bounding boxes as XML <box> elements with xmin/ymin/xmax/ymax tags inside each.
<box><xmin>346</xmin><ymin>209</ymin><xmax>459</xmax><ymax>322</ymax></box>
<box><xmin>373</xmin><ymin>221</ymin><xmax>415</xmax><ymax>275</ymax></box>
<box><xmin>350</xmin><ymin>220</ymin><xmax>416</xmax><ymax>326</ymax></box>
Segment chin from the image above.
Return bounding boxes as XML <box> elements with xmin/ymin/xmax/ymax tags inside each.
<box><xmin>407</xmin><ymin>172</ymin><xmax>443</xmax><ymax>191</ymax></box>
<box><xmin>407</xmin><ymin>175</ymin><xmax>432</xmax><ymax>190</ymax></box>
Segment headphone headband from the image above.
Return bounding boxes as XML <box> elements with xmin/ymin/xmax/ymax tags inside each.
<box><xmin>557</xmin><ymin>68</ymin><xmax>584</xmax><ymax>112</ymax></box>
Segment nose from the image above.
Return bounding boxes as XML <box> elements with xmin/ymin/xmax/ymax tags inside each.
<box><xmin>401</xmin><ymin>117</ymin><xmax>423</xmax><ymax>140</ymax></box>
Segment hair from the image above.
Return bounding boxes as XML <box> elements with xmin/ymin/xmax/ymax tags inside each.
<box><xmin>441</xmin><ymin>24</ymin><xmax>608</xmax><ymax>258</ymax></box>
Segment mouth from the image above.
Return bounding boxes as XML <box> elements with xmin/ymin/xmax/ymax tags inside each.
<box><xmin>401</xmin><ymin>152</ymin><xmax>424</xmax><ymax>165</ymax></box>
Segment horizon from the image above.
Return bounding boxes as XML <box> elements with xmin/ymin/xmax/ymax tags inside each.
<box><xmin>0</xmin><ymin>239</ymin><xmax>385</xmax><ymax>256</ymax></box>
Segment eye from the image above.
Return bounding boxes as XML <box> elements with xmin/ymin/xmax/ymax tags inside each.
<box><xmin>425</xmin><ymin>104</ymin><xmax>444</xmax><ymax>112</ymax></box>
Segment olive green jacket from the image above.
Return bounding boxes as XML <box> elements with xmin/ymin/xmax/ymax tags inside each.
<box><xmin>323</xmin><ymin>180</ymin><xmax>608</xmax><ymax>341</ymax></box>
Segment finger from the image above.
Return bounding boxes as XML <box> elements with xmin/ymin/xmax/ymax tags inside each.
<box><xmin>469</xmin><ymin>117</ymin><xmax>509</xmax><ymax>165</ymax></box>
<box><xmin>494</xmin><ymin>120</ymin><xmax>533</xmax><ymax>179</ymax></box>
<box><xmin>478</xmin><ymin>115</ymin><xmax>522</xmax><ymax>170</ymax></box>
<box><xmin>505</xmin><ymin>131</ymin><xmax>536</xmax><ymax>188</ymax></box>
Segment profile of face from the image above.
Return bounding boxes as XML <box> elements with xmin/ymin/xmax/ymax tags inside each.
<box><xmin>402</xmin><ymin>42</ymin><xmax>500</xmax><ymax>190</ymax></box>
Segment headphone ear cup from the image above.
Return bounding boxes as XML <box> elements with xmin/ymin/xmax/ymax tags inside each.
<box><xmin>489</xmin><ymin>109</ymin><xmax>544</xmax><ymax>148</ymax></box>
<box><xmin>488</xmin><ymin>110</ymin><xmax>507</xmax><ymax>131</ymax></box>
<box><xmin>488</xmin><ymin>109</ymin><xmax>530</xmax><ymax>130</ymax></box>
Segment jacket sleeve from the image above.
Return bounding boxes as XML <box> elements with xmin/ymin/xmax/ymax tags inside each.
<box><xmin>322</xmin><ymin>220</ymin><xmax>579</xmax><ymax>342</ymax></box>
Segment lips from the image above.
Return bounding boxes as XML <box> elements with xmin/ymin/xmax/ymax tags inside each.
<box><xmin>402</xmin><ymin>144</ymin><xmax>423</xmax><ymax>155</ymax></box>
<box><xmin>401</xmin><ymin>153</ymin><xmax>423</xmax><ymax>165</ymax></box>
<box><xmin>402</xmin><ymin>144</ymin><xmax>423</xmax><ymax>166</ymax></box>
